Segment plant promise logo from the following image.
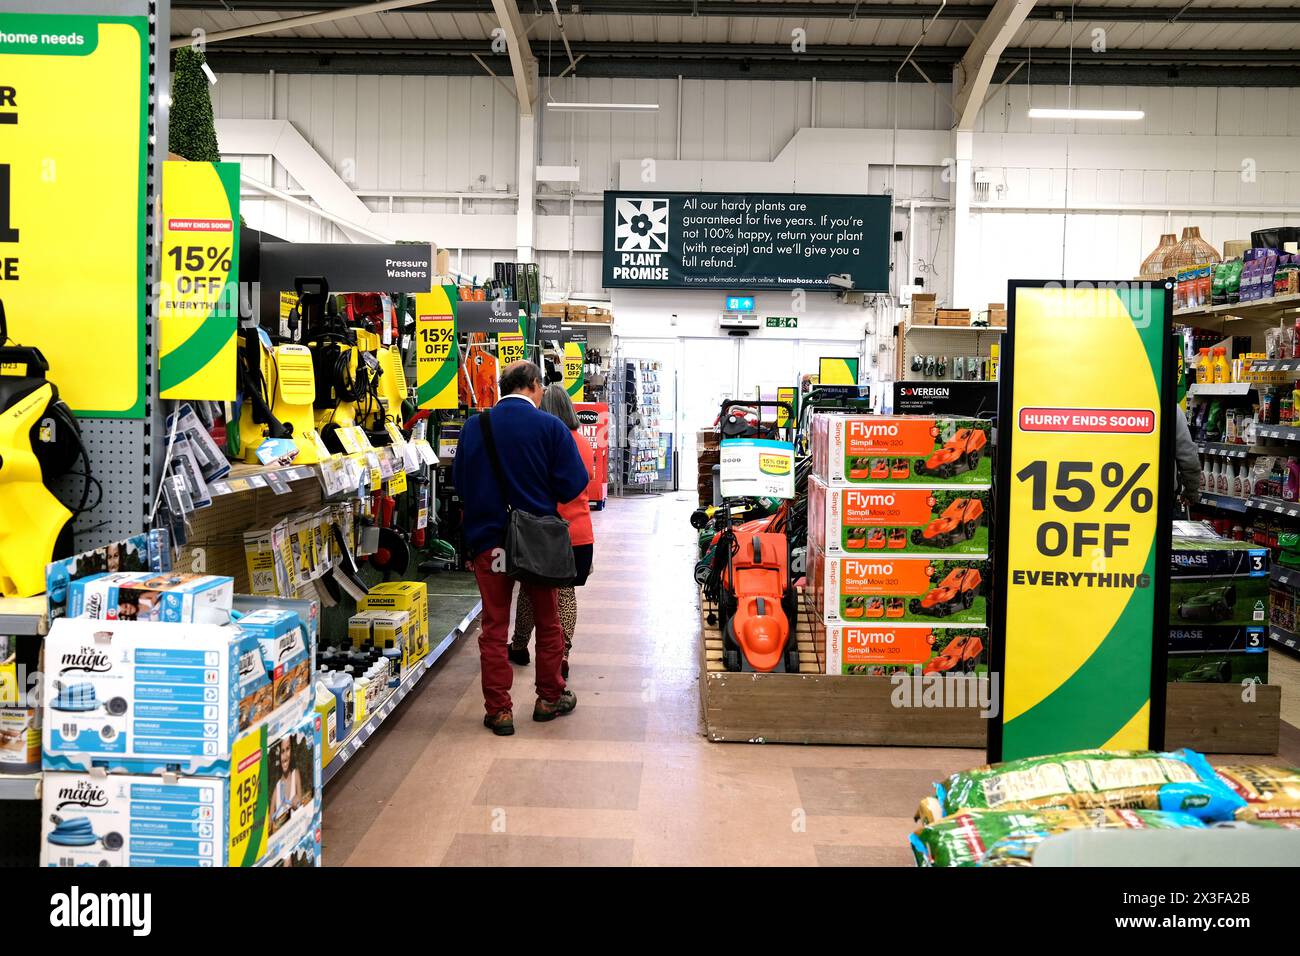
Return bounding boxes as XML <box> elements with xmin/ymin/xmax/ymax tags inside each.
<box><xmin>612</xmin><ymin>198</ymin><xmax>670</xmax><ymax>280</ymax></box>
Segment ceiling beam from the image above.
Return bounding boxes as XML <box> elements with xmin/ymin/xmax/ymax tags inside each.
<box><xmin>167</xmin><ymin>0</ymin><xmax>441</xmax><ymax>50</ymax></box>
<box><xmin>172</xmin><ymin>1</ymin><xmax>1300</xmax><ymax>24</ymax></box>
<box><xmin>489</xmin><ymin>0</ymin><xmax>537</xmax><ymax>115</ymax></box>
<box><xmin>952</xmin><ymin>0</ymin><xmax>1039</xmax><ymax>131</ymax></box>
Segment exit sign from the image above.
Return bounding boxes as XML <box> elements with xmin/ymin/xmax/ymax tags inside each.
<box><xmin>766</xmin><ymin>316</ymin><xmax>798</xmax><ymax>328</ymax></box>
<box><xmin>726</xmin><ymin>294</ymin><xmax>756</xmax><ymax>312</ymax></box>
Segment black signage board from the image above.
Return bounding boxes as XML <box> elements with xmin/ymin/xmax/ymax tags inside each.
<box><xmin>892</xmin><ymin>381</ymin><xmax>1000</xmax><ymax>417</ymax></box>
<box><xmin>456</xmin><ymin>299</ymin><xmax>523</xmax><ymax>334</ymax></box>
<box><xmin>259</xmin><ymin>242</ymin><xmax>434</xmax><ymax>325</ymax></box>
<box><xmin>602</xmin><ymin>190</ymin><xmax>890</xmax><ymax>291</ymax></box>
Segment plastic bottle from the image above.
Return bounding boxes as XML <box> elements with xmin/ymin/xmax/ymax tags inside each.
<box><xmin>1196</xmin><ymin>347</ymin><xmax>1213</xmax><ymax>384</ymax></box>
<box><xmin>1287</xmin><ymin>458</ymin><xmax>1300</xmax><ymax>502</ymax></box>
<box><xmin>1212</xmin><ymin>347</ymin><xmax>1231</xmax><ymax>384</ymax></box>
<box><xmin>1201</xmin><ymin>459</ymin><xmax>1213</xmax><ymax>491</ymax></box>
<box><xmin>1215</xmin><ymin>460</ymin><xmax>1226</xmax><ymax>494</ymax></box>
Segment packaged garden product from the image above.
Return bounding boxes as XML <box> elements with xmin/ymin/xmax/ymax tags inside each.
<box><xmin>910</xmin><ymin>807</ymin><xmax>1205</xmax><ymax>867</ymax></box>
<box><xmin>1215</xmin><ymin>765</ymin><xmax>1300</xmax><ymax>821</ymax></box>
<box><xmin>934</xmin><ymin>748</ymin><xmax>1245</xmax><ymax>822</ymax></box>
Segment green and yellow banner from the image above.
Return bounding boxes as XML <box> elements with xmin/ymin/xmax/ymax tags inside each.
<box><xmin>819</xmin><ymin>356</ymin><xmax>858</xmax><ymax>385</ymax></box>
<box><xmin>992</xmin><ymin>282</ymin><xmax>1171</xmax><ymax>761</ymax></box>
<box><xmin>564</xmin><ymin>340</ymin><xmax>585</xmax><ymax>401</ymax></box>
<box><xmin>415</xmin><ymin>286</ymin><xmax>457</xmax><ymax>409</ymax></box>
<box><xmin>159</xmin><ymin>160</ymin><xmax>240</xmax><ymax>400</ymax></box>
<box><xmin>0</xmin><ymin>13</ymin><xmax>148</xmax><ymax>416</ymax></box>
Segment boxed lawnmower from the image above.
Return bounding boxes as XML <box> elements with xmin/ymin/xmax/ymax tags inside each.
<box><xmin>1167</xmin><ymin>625</ymin><xmax>1268</xmax><ymax>684</ymax></box>
<box><xmin>817</xmin><ymin>622</ymin><xmax>988</xmax><ymax>676</ymax></box>
<box><xmin>1170</xmin><ymin>523</ymin><xmax>1268</xmax><ymax>628</ymax></box>
<box><xmin>808</xmin><ymin>476</ymin><xmax>991</xmax><ymax>556</ymax></box>
<box><xmin>811</xmin><ymin>414</ymin><xmax>993</xmax><ymax>485</ymax></box>
<box><xmin>807</xmin><ymin>548</ymin><xmax>989</xmax><ymax>626</ymax></box>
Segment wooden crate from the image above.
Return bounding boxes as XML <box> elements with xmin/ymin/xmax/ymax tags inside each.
<box><xmin>698</xmin><ymin>592</ymin><xmax>1283</xmax><ymax>753</ymax></box>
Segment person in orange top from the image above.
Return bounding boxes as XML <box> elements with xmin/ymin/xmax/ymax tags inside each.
<box><xmin>510</xmin><ymin>384</ymin><xmax>594</xmax><ymax>678</ymax></box>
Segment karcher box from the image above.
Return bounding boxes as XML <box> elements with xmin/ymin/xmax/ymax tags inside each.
<box><xmin>811</xmin><ymin>415</ymin><xmax>992</xmax><ymax>486</ymax></box>
<box><xmin>808</xmin><ymin>546</ymin><xmax>989</xmax><ymax>626</ymax></box>
<box><xmin>360</xmin><ymin>583</ymin><xmax>428</xmax><ymax>663</ymax></box>
<box><xmin>348</xmin><ymin>609</ymin><xmax>411</xmax><ymax>673</ymax></box>
<box><xmin>808</xmin><ymin>475</ymin><xmax>991</xmax><ymax>556</ymax></box>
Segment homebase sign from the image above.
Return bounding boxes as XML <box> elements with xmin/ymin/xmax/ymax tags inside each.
<box><xmin>603</xmin><ymin>191</ymin><xmax>890</xmax><ymax>291</ymax></box>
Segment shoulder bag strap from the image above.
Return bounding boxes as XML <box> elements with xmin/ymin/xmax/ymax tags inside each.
<box><xmin>478</xmin><ymin>408</ymin><xmax>513</xmax><ymax>513</ymax></box>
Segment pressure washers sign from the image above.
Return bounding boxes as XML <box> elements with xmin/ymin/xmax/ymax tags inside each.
<box><xmin>414</xmin><ymin>287</ymin><xmax>457</xmax><ymax>410</ymax></box>
<box><xmin>159</xmin><ymin>161</ymin><xmax>240</xmax><ymax>400</ymax></box>
<box><xmin>720</xmin><ymin>438</ymin><xmax>796</xmax><ymax>500</ymax></box>
<box><xmin>0</xmin><ymin>13</ymin><xmax>148</xmax><ymax>416</ymax></box>
<box><xmin>991</xmin><ymin>282</ymin><xmax>1171</xmax><ymax>762</ymax></box>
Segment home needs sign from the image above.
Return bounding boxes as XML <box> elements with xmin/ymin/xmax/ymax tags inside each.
<box><xmin>603</xmin><ymin>190</ymin><xmax>890</xmax><ymax>291</ymax></box>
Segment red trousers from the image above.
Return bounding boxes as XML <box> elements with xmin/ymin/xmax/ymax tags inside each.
<box><xmin>471</xmin><ymin>550</ymin><xmax>566</xmax><ymax>714</ymax></box>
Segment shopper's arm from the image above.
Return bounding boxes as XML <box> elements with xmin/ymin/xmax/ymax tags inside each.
<box><xmin>1174</xmin><ymin>409</ymin><xmax>1201</xmax><ymax>495</ymax></box>
<box><xmin>550</xmin><ymin>420</ymin><xmax>590</xmax><ymax>503</ymax></box>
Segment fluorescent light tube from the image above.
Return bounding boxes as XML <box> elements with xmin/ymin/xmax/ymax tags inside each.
<box><xmin>546</xmin><ymin>101</ymin><xmax>660</xmax><ymax>113</ymax></box>
<box><xmin>1027</xmin><ymin>107</ymin><xmax>1144</xmax><ymax>121</ymax></box>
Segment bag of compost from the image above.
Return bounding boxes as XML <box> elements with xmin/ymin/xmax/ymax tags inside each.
<box><xmin>910</xmin><ymin>807</ymin><xmax>1205</xmax><ymax>867</ymax></box>
<box><xmin>1215</xmin><ymin>765</ymin><xmax>1300</xmax><ymax>822</ymax></box>
<box><xmin>934</xmin><ymin>749</ymin><xmax>1244</xmax><ymax>822</ymax></box>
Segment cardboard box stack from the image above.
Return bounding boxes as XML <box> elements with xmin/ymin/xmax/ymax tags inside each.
<box><xmin>697</xmin><ymin>427</ymin><xmax>721</xmax><ymax>507</ymax></box>
<box><xmin>39</xmin><ymin>584</ymin><xmax>322</xmax><ymax>867</ymax></box>
<box><xmin>1169</xmin><ymin>521</ymin><xmax>1269</xmax><ymax>684</ymax></box>
<box><xmin>808</xmin><ymin>414</ymin><xmax>993</xmax><ymax>676</ymax></box>
<box><xmin>910</xmin><ymin>293</ymin><xmax>937</xmax><ymax>326</ymax></box>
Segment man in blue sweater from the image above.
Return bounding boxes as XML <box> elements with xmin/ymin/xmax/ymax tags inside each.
<box><xmin>453</xmin><ymin>360</ymin><xmax>589</xmax><ymax>735</ymax></box>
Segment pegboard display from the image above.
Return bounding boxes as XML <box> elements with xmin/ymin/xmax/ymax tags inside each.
<box><xmin>53</xmin><ymin>418</ymin><xmax>149</xmax><ymax>550</ymax></box>
<box><xmin>898</xmin><ymin>324</ymin><xmax>1002</xmax><ymax>384</ymax></box>
<box><xmin>179</xmin><ymin>483</ymin><xmax>328</xmax><ymax>594</ymax></box>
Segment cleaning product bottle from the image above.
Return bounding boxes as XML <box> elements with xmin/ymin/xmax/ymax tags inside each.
<box><xmin>1218</xmin><ymin>460</ymin><xmax>1229</xmax><ymax>494</ymax></box>
<box><xmin>1286</xmin><ymin>457</ymin><xmax>1300</xmax><ymax>502</ymax></box>
<box><xmin>1196</xmin><ymin>348</ymin><xmax>1212</xmax><ymax>384</ymax></box>
<box><xmin>1201</xmin><ymin>459</ymin><xmax>1212</xmax><ymax>491</ymax></box>
<box><xmin>1212</xmin><ymin>347</ymin><xmax>1231</xmax><ymax>384</ymax></box>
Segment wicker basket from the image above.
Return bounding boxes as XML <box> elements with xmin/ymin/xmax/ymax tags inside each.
<box><xmin>1164</xmin><ymin>226</ymin><xmax>1222</xmax><ymax>270</ymax></box>
<box><xmin>1138</xmin><ymin>233</ymin><xmax>1178</xmax><ymax>278</ymax></box>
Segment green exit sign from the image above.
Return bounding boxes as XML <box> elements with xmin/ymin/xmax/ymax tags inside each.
<box><xmin>766</xmin><ymin>316</ymin><xmax>798</xmax><ymax>328</ymax></box>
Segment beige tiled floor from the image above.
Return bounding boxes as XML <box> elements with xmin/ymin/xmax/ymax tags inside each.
<box><xmin>322</xmin><ymin>493</ymin><xmax>1300</xmax><ymax>867</ymax></box>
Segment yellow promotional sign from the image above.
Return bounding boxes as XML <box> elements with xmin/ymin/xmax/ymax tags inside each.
<box><xmin>497</xmin><ymin>330</ymin><xmax>525</xmax><ymax>367</ymax></box>
<box><xmin>564</xmin><ymin>341</ymin><xmax>585</xmax><ymax>402</ymax></box>
<box><xmin>818</xmin><ymin>356</ymin><xmax>858</xmax><ymax>386</ymax></box>
<box><xmin>159</xmin><ymin>161</ymin><xmax>240</xmax><ymax>400</ymax></box>
<box><xmin>415</xmin><ymin>287</ymin><xmax>457</xmax><ymax>409</ymax></box>
<box><xmin>991</xmin><ymin>282</ymin><xmax>1171</xmax><ymax>762</ymax></box>
<box><xmin>777</xmin><ymin>386</ymin><xmax>796</xmax><ymax>428</ymax></box>
<box><xmin>0</xmin><ymin>13</ymin><xmax>148</xmax><ymax>416</ymax></box>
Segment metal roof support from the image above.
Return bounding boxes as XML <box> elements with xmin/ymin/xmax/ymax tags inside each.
<box><xmin>952</xmin><ymin>0</ymin><xmax>1039</xmax><ymax>131</ymax></box>
<box><xmin>167</xmin><ymin>0</ymin><xmax>440</xmax><ymax>50</ymax></box>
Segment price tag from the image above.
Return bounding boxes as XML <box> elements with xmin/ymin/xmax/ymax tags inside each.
<box><xmin>403</xmin><ymin>443</ymin><xmax>423</xmax><ymax>472</ymax></box>
<box><xmin>416</xmin><ymin>506</ymin><xmax>428</xmax><ymax>530</ymax></box>
<box><xmin>336</xmin><ymin>428</ymin><xmax>363</xmax><ymax>455</ymax></box>
<box><xmin>388</xmin><ymin>471</ymin><xmax>408</xmax><ymax>495</ymax></box>
<box><xmin>246</xmin><ymin>474</ymin><xmax>268</xmax><ymax>489</ymax></box>
<box><xmin>384</xmin><ymin>421</ymin><xmax>408</xmax><ymax>449</ymax></box>
<box><xmin>365</xmin><ymin>452</ymin><xmax>383</xmax><ymax>492</ymax></box>
<box><xmin>266</xmin><ymin>471</ymin><xmax>291</xmax><ymax>495</ymax></box>
<box><xmin>378</xmin><ymin>449</ymin><xmax>396</xmax><ymax>480</ymax></box>
<box><xmin>415</xmin><ymin>439</ymin><xmax>439</xmax><ymax>465</ymax></box>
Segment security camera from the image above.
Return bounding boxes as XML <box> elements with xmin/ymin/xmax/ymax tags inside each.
<box><xmin>827</xmin><ymin>273</ymin><xmax>855</xmax><ymax>290</ymax></box>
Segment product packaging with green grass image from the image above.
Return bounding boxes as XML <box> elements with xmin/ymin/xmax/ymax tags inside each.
<box><xmin>808</xmin><ymin>549</ymin><xmax>989</xmax><ymax>625</ymax></box>
<box><xmin>808</xmin><ymin>477</ymin><xmax>992</xmax><ymax>556</ymax></box>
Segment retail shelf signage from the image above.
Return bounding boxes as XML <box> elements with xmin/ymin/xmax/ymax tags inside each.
<box><xmin>455</xmin><ymin>298</ymin><xmax>522</xmax><ymax>334</ymax></box>
<box><xmin>414</xmin><ymin>287</ymin><xmax>457</xmax><ymax>410</ymax></box>
<box><xmin>720</xmin><ymin>438</ymin><xmax>796</xmax><ymax>499</ymax></box>
<box><xmin>602</xmin><ymin>191</ymin><xmax>890</xmax><ymax>291</ymax></box>
<box><xmin>564</xmin><ymin>339</ymin><xmax>586</xmax><ymax>401</ymax></box>
<box><xmin>159</xmin><ymin>161</ymin><xmax>240</xmax><ymax>400</ymax></box>
<box><xmin>0</xmin><ymin>12</ymin><xmax>149</xmax><ymax>416</ymax></box>
<box><xmin>892</xmin><ymin>382</ymin><xmax>999</xmax><ymax>417</ymax></box>
<box><xmin>258</xmin><ymin>242</ymin><xmax>434</xmax><ymax>323</ymax></box>
<box><xmin>990</xmin><ymin>280</ymin><xmax>1173</xmax><ymax>762</ymax></box>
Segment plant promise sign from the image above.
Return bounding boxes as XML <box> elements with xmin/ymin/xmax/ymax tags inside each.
<box><xmin>990</xmin><ymin>281</ymin><xmax>1173</xmax><ymax>762</ymax></box>
<box><xmin>602</xmin><ymin>191</ymin><xmax>890</xmax><ymax>291</ymax></box>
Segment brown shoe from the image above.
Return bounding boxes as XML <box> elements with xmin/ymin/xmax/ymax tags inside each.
<box><xmin>533</xmin><ymin>689</ymin><xmax>577</xmax><ymax>722</ymax></box>
<box><xmin>483</xmin><ymin>710</ymin><xmax>515</xmax><ymax>736</ymax></box>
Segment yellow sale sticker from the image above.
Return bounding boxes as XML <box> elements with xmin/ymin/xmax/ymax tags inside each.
<box><xmin>0</xmin><ymin>13</ymin><xmax>148</xmax><ymax>416</ymax></box>
<box><xmin>159</xmin><ymin>161</ymin><xmax>240</xmax><ymax>400</ymax></box>
<box><xmin>497</xmin><ymin>330</ymin><xmax>525</xmax><ymax>366</ymax></box>
<box><xmin>564</xmin><ymin>341</ymin><xmax>585</xmax><ymax>401</ymax></box>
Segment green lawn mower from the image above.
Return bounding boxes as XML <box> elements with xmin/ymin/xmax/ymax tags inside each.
<box><xmin>1175</xmin><ymin>585</ymin><xmax>1236</xmax><ymax>623</ymax></box>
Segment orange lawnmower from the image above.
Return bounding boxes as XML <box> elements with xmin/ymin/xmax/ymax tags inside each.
<box><xmin>710</xmin><ymin>399</ymin><xmax>800</xmax><ymax>674</ymax></box>
<box><xmin>915</xmin><ymin>426</ymin><xmax>987</xmax><ymax>479</ymax></box>
<box><xmin>909</xmin><ymin>567</ymin><xmax>983</xmax><ymax>617</ymax></box>
<box><xmin>923</xmin><ymin>633</ymin><xmax>985</xmax><ymax>674</ymax></box>
<box><xmin>911</xmin><ymin>497</ymin><xmax>985</xmax><ymax>549</ymax></box>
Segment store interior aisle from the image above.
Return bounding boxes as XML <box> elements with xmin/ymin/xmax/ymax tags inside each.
<box><xmin>323</xmin><ymin>494</ymin><xmax>1300</xmax><ymax>867</ymax></box>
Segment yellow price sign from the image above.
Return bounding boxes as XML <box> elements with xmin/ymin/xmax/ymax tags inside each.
<box><xmin>415</xmin><ymin>288</ymin><xmax>457</xmax><ymax>409</ymax></box>
<box><xmin>497</xmin><ymin>330</ymin><xmax>525</xmax><ymax>366</ymax></box>
<box><xmin>388</xmin><ymin>470</ymin><xmax>408</xmax><ymax>495</ymax></box>
<box><xmin>991</xmin><ymin>281</ymin><xmax>1172</xmax><ymax>762</ymax></box>
<box><xmin>159</xmin><ymin>161</ymin><xmax>240</xmax><ymax>400</ymax></box>
<box><xmin>0</xmin><ymin>13</ymin><xmax>149</xmax><ymax>416</ymax></box>
<box><xmin>563</xmin><ymin>340</ymin><xmax>585</xmax><ymax>402</ymax></box>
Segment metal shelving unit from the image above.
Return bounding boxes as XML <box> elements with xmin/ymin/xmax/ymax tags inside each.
<box><xmin>1175</xmin><ymin>292</ymin><xmax>1300</xmax><ymax>327</ymax></box>
<box><xmin>1247</xmin><ymin>495</ymin><xmax>1300</xmax><ymax>519</ymax></box>
<box><xmin>1199</xmin><ymin>491</ymin><xmax>1248</xmax><ymax>513</ymax></box>
<box><xmin>1198</xmin><ymin>442</ymin><xmax>1250</xmax><ymax>459</ymax></box>
<box><xmin>1188</xmin><ymin>382</ymin><xmax>1254</xmax><ymax>397</ymax></box>
<box><xmin>321</xmin><ymin>600</ymin><xmax>481</xmax><ymax>785</ymax></box>
<box><xmin>0</xmin><ymin>773</ymin><xmax>40</xmax><ymax>802</ymax></box>
<box><xmin>0</xmin><ymin>598</ymin><xmax>48</xmax><ymax>637</ymax></box>
<box><xmin>1255</xmin><ymin>423</ymin><xmax>1300</xmax><ymax>444</ymax></box>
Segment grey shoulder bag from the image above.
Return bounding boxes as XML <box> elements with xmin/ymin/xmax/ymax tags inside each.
<box><xmin>479</xmin><ymin>409</ymin><xmax>576</xmax><ymax>588</ymax></box>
